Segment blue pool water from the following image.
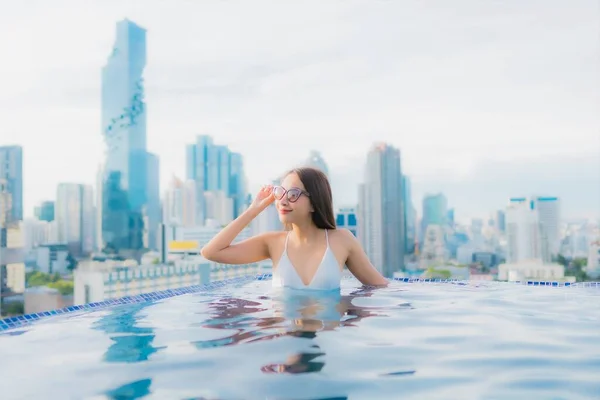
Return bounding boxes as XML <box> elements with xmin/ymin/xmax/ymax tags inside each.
<box><xmin>1</xmin><ymin>277</ymin><xmax>600</xmax><ymax>400</ymax></box>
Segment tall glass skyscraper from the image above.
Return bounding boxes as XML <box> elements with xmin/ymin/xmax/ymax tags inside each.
<box><xmin>186</xmin><ymin>135</ymin><xmax>246</xmax><ymax>225</ymax></box>
<box><xmin>0</xmin><ymin>146</ymin><xmax>23</xmax><ymax>225</ymax></box>
<box><xmin>101</xmin><ymin>19</ymin><xmax>159</xmax><ymax>253</ymax></box>
<box><xmin>360</xmin><ymin>143</ymin><xmax>405</xmax><ymax>277</ymax></box>
<box><xmin>421</xmin><ymin>193</ymin><xmax>448</xmax><ymax>242</ymax></box>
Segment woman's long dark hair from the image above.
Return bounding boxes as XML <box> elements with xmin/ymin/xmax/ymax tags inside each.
<box><xmin>285</xmin><ymin>167</ymin><xmax>336</xmax><ymax>230</ymax></box>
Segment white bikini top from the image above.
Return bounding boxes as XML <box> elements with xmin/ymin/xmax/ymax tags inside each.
<box><xmin>272</xmin><ymin>230</ymin><xmax>342</xmax><ymax>291</ymax></box>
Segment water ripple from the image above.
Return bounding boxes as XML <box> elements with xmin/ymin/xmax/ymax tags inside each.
<box><xmin>0</xmin><ymin>280</ymin><xmax>599</xmax><ymax>399</ymax></box>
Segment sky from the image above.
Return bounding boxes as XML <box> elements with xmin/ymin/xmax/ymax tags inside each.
<box><xmin>0</xmin><ymin>0</ymin><xmax>598</xmax><ymax>221</ymax></box>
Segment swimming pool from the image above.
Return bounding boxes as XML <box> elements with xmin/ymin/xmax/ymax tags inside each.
<box><xmin>1</xmin><ymin>276</ymin><xmax>599</xmax><ymax>399</ymax></box>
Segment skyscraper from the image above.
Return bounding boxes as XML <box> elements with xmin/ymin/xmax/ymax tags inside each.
<box><xmin>533</xmin><ymin>197</ymin><xmax>561</xmax><ymax>257</ymax></box>
<box><xmin>0</xmin><ymin>146</ymin><xmax>23</xmax><ymax>225</ymax></box>
<box><xmin>506</xmin><ymin>198</ymin><xmax>547</xmax><ymax>262</ymax></box>
<box><xmin>402</xmin><ymin>175</ymin><xmax>416</xmax><ymax>254</ymax></box>
<box><xmin>162</xmin><ymin>176</ymin><xmax>197</xmax><ymax>227</ymax></box>
<box><xmin>100</xmin><ymin>19</ymin><xmax>158</xmax><ymax>254</ymax></box>
<box><xmin>229</xmin><ymin>152</ymin><xmax>247</xmax><ymax>219</ymax></box>
<box><xmin>506</xmin><ymin>196</ymin><xmax>560</xmax><ymax>261</ymax></box>
<box><xmin>421</xmin><ymin>193</ymin><xmax>448</xmax><ymax>241</ymax></box>
<box><xmin>145</xmin><ymin>153</ymin><xmax>160</xmax><ymax>250</ymax></box>
<box><xmin>186</xmin><ymin>135</ymin><xmax>246</xmax><ymax>225</ymax></box>
<box><xmin>359</xmin><ymin>143</ymin><xmax>405</xmax><ymax>277</ymax></box>
<box><xmin>56</xmin><ymin>183</ymin><xmax>94</xmax><ymax>256</ymax></box>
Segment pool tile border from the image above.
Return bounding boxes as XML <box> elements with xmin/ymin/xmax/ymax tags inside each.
<box><xmin>1</xmin><ymin>274</ymin><xmax>598</xmax><ymax>333</ymax></box>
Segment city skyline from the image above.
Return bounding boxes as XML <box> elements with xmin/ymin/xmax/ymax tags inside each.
<box><xmin>0</xmin><ymin>0</ymin><xmax>598</xmax><ymax>220</ymax></box>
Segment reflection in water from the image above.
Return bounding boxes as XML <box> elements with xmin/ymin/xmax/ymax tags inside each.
<box><xmin>104</xmin><ymin>378</ymin><xmax>152</xmax><ymax>399</ymax></box>
<box><xmin>260</xmin><ymin>350</ymin><xmax>326</xmax><ymax>374</ymax></box>
<box><xmin>92</xmin><ymin>302</ymin><xmax>164</xmax><ymax>363</ymax></box>
<box><xmin>92</xmin><ymin>286</ymin><xmax>391</xmax><ymax>398</ymax></box>
<box><xmin>193</xmin><ymin>286</ymin><xmax>384</xmax><ymax>377</ymax></box>
<box><xmin>92</xmin><ymin>303</ymin><xmax>164</xmax><ymax>398</ymax></box>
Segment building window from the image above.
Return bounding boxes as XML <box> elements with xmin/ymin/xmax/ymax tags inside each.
<box><xmin>348</xmin><ymin>214</ymin><xmax>357</xmax><ymax>226</ymax></box>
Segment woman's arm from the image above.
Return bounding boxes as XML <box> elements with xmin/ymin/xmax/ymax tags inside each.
<box><xmin>200</xmin><ymin>185</ymin><xmax>277</xmax><ymax>265</ymax></box>
<box><xmin>341</xmin><ymin>229</ymin><xmax>389</xmax><ymax>287</ymax></box>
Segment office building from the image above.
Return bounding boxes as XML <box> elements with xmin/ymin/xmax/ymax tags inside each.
<box><xmin>100</xmin><ymin>19</ymin><xmax>159</xmax><ymax>255</ymax></box>
<box><xmin>359</xmin><ymin>143</ymin><xmax>405</xmax><ymax>277</ymax></box>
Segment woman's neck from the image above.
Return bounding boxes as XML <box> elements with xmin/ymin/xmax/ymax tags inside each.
<box><xmin>290</xmin><ymin>220</ymin><xmax>322</xmax><ymax>244</ymax></box>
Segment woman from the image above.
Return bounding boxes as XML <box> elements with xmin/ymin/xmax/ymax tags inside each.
<box><xmin>201</xmin><ymin>167</ymin><xmax>388</xmax><ymax>289</ymax></box>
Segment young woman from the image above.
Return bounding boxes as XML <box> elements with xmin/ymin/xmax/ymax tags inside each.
<box><xmin>201</xmin><ymin>167</ymin><xmax>388</xmax><ymax>290</ymax></box>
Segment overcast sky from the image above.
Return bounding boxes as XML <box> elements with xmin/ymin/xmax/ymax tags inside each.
<box><xmin>0</xmin><ymin>0</ymin><xmax>598</xmax><ymax>221</ymax></box>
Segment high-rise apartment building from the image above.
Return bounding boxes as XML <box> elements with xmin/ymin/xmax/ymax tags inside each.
<box><xmin>100</xmin><ymin>19</ymin><xmax>159</xmax><ymax>254</ymax></box>
<box><xmin>506</xmin><ymin>196</ymin><xmax>560</xmax><ymax>261</ymax></box>
<box><xmin>0</xmin><ymin>146</ymin><xmax>23</xmax><ymax>225</ymax></box>
<box><xmin>162</xmin><ymin>176</ymin><xmax>197</xmax><ymax>227</ymax></box>
<box><xmin>359</xmin><ymin>143</ymin><xmax>405</xmax><ymax>277</ymax></box>
<box><xmin>533</xmin><ymin>197</ymin><xmax>560</xmax><ymax>257</ymax></box>
<box><xmin>506</xmin><ymin>198</ymin><xmax>549</xmax><ymax>263</ymax></box>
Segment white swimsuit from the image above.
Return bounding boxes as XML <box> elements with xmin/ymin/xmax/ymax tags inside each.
<box><xmin>272</xmin><ymin>230</ymin><xmax>342</xmax><ymax>291</ymax></box>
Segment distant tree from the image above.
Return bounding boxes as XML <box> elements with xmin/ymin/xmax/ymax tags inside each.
<box><xmin>1</xmin><ymin>301</ymin><xmax>24</xmax><ymax>316</ymax></box>
<box><xmin>556</xmin><ymin>254</ymin><xmax>568</xmax><ymax>267</ymax></box>
<box><xmin>425</xmin><ymin>268</ymin><xmax>451</xmax><ymax>280</ymax></box>
<box><xmin>47</xmin><ymin>280</ymin><xmax>74</xmax><ymax>296</ymax></box>
<box><xmin>26</xmin><ymin>271</ymin><xmax>63</xmax><ymax>286</ymax></box>
<box><xmin>565</xmin><ymin>257</ymin><xmax>590</xmax><ymax>282</ymax></box>
<box><xmin>27</xmin><ymin>271</ymin><xmax>52</xmax><ymax>287</ymax></box>
<box><xmin>66</xmin><ymin>253</ymin><xmax>78</xmax><ymax>271</ymax></box>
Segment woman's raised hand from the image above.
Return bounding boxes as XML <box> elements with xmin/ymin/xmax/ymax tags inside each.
<box><xmin>250</xmin><ymin>185</ymin><xmax>276</xmax><ymax>211</ymax></box>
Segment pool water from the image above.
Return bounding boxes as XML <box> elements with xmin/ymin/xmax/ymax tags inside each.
<box><xmin>1</xmin><ymin>277</ymin><xmax>600</xmax><ymax>399</ymax></box>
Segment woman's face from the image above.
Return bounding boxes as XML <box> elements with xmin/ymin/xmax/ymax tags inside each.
<box><xmin>274</xmin><ymin>173</ymin><xmax>313</xmax><ymax>224</ymax></box>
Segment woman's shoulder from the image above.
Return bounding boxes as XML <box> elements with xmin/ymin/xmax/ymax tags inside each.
<box><xmin>328</xmin><ymin>228</ymin><xmax>358</xmax><ymax>246</ymax></box>
<box><xmin>258</xmin><ymin>231</ymin><xmax>288</xmax><ymax>246</ymax></box>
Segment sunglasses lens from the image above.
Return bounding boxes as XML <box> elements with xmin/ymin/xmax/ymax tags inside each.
<box><xmin>273</xmin><ymin>186</ymin><xmax>285</xmax><ymax>199</ymax></box>
<box><xmin>287</xmin><ymin>189</ymin><xmax>301</xmax><ymax>202</ymax></box>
